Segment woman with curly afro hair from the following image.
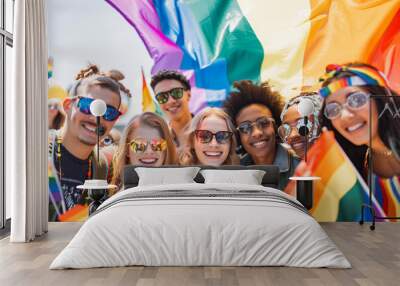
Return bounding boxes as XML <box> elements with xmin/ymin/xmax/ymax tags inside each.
<box><xmin>223</xmin><ymin>80</ymin><xmax>299</xmax><ymax>190</ymax></box>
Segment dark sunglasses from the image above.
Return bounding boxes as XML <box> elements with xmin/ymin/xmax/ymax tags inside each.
<box><xmin>128</xmin><ymin>138</ymin><xmax>167</xmax><ymax>153</ymax></box>
<box><xmin>237</xmin><ymin>117</ymin><xmax>275</xmax><ymax>135</ymax></box>
<box><xmin>324</xmin><ymin>92</ymin><xmax>369</xmax><ymax>120</ymax></box>
<box><xmin>194</xmin><ymin>130</ymin><xmax>233</xmax><ymax>144</ymax></box>
<box><xmin>155</xmin><ymin>87</ymin><xmax>185</xmax><ymax>104</ymax></box>
<box><xmin>76</xmin><ymin>97</ymin><xmax>120</xmax><ymax>121</ymax></box>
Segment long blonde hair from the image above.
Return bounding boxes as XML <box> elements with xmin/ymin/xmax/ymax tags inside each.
<box><xmin>111</xmin><ymin>112</ymin><xmax>178</xmax><ymax>188</ymax></box>
<box><xmin>180</xmin><ymin>107</ymin><xmax>239</xmax><ymax>165</ymax></box>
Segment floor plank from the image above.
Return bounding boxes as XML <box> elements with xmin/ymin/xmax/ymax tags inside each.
<box><xmin>0</xmin><ymin>222</ymin><xmax>399</xmax><ymax>286</ymax></box>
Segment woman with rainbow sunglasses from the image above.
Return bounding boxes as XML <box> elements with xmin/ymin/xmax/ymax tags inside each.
<box><xmin>111</xmin><ymin>112</ymin><xmax>178</xmax><ymax>188</ymax></box>
<box><xmin>319</xmin><ymin>62</ymin><xmax>400</xmax><ymax>218</ymax></box>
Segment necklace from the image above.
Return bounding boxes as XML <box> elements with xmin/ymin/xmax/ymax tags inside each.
<box><xmin>55</xmin><ymin>135</ymin><xmax>93</xmax><ymax>181</ymax></box>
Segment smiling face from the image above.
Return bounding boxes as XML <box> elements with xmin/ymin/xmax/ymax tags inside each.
<box><xmin>64</xmin><ymin>85</ymin><xmax>120</xmax><ymax>146</ymax></box>
<box><xmin>127</xmin><ymin>124</ymin><xmax>166</xmax><ymax>166</ymax></box>
<box><xmin>193</xmin><ymin>115</ymin><xmax>231</xmax><ymax>166</ymax></box>
<box><xmin>326</xmin><ymin>86</ymin><xmax>378</xmax><ymax>146</ymax></box>
<box><xmin>153</xmin><ymin>79</ymin><xmax>191</xmax><ymax>121</ymax></box>
<box><xmin>281</xmin><ymin>105</ymin><xmax>315</xmax><ymax>158</ymax></box>
<box><xmin>236</xmin><ymin>104</ymin><xmax>276</xmax><ymax>162</ymax></box>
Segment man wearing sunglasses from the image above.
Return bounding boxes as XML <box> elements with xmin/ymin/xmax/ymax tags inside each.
<box><xmin>151</xmin><ymin>70</ymin><xmax>192</xmax><ymax>151</ymax></box>
<box><xmin>278</xmin><ymin>92</ymin><xmax>322</xmax><ymax>159</ymax></box>
<box><xmin>224</xmin><ymin>81</ymin><xmax>299</xmax><ymax>190</ymax></box>
<box><xmin>48</xmin><ymin>66</ymin><xmax>129</xmax><ymax>221</ymax></box>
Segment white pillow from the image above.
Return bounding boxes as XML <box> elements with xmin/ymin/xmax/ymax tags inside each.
<box><xmin>136</xmin><ymin>167</ymin><xmax>201</xmax><ymax>186</ymax></box>
<box><xmin>200</xmin><ymin>169</ymin><xmax>266</xmax><ymax>185</ymax></box>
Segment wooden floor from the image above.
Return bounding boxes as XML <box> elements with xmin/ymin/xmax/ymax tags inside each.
<box><xmin>0</xmin><ymin>222</ymin><xmax>399</xmax><ymax>286</ymax></box>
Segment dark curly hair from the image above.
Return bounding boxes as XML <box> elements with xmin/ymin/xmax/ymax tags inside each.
<box><xmin>150</xmin><ymin>69</ymin><xmax>191</xmax><ymax>91</ymax></box>
<box><xmin>223</xmin><ymin>80</ymin><xmax>285</xmax><ymax>126</ymax></box>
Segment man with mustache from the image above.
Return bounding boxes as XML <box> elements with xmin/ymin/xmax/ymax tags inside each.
<box><xmin>223</xmin><ymin>80</ymin><xmax>299</xmax><ymax>190</ymax></box>
<box><xmin>278</xmin><ymin>92</ymin><xmax>322</xmax><ymax>159</ymax></box>
<box><xmin>151</xmin><ymin>70</ymin><xmax>192</xmax><ymax>152</ymax></box>
<box><xmin>48</xmin><ymin>65</ymin><xmax>130</xmax><ymax>221</ymax></box>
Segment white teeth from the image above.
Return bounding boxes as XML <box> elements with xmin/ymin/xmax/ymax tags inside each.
<box><xmin>167</xmin><ymin>106</ymin><xmax>179</xmax><ymax>113</ymax></box>
<box><xmin>252</xmin><ymin>141</ymin><xmax>267</xmax><ymax>148</ymax></box>
<box><xmin>347</xmin><ymin>123</ymin><xmax>364</xmax><ymax>132</ymax></box>
<box><xmin>83</xmin><ymin>124</ymin><xmax>96</xmax><ymax>132</ymax></box>
<box><xmin>140</xmin><ymin>158</ymin><xmax>157</xmax><ymax>164</ymax></box>
<box><xmin>204</xmin><ymin>151</ymin><xmax>222</xmax><ymax>157</ymax></box>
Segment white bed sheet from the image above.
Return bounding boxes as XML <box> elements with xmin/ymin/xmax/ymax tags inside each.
<box><xmin>50</xmin><ymin>183</ymin><xmax>351</xmax><ymax>269</ymax></box>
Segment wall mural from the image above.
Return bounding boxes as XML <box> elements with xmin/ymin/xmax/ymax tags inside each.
<box><xmin>47</xmin><ymin>0</ymin><xmax>400</xmax><ymax>222</ymax></box>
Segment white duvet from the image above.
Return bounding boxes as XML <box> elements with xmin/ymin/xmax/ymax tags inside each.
<box><xmin>50</xmin><ymin>183</ymin><xmax>351</xmax><ymax>269</ymax></box>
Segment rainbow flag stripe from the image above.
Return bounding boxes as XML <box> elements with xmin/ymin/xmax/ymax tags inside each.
<box><xmin>373</xmin><ymin>175</ymin><xmax>400</xmax><ymax>221</ymax></box>
<box><xmin>58</xmin><ymin>205</ymin><xmax>89</xmax><ymax>222</ymax></box>
<box><xmin>298</xmin><ymin>131</ymin><xmax>385</xmax><ymax>222</ymax></box>
<box><xmin>106</xmin><ymin>0</ymin><xmax>400</xmax><ymax>111</ymax></box>
<box><xmin>141</xmin><ymin>68</ymin><xmax>163</xmax><ymax>115</ymax></box>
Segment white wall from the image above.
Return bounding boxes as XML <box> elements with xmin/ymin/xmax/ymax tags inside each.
<box><xmin>47</xmin><ymin>0</ymin><xmax>153</xmax><ymax>123</ymax></box>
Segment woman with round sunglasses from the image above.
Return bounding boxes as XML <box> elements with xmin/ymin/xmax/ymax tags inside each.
<box><xmin>180</xmin><ymin>108</ymin><xmax>239</xmax><ymax>166</ymax></box>
<box><xmin>319</xmin><ymin>62</ymin><xmax>400</xmax><ymax>218</ymax></box>
<box><xmin>278</xmin><ymin>92</ymin><xmax>322</xmax><ymax>159</ymax></box>
<box><xmin>111</xmin><ymin>112</ymin><xmax>178</xmax><ymax>188</ymax></box>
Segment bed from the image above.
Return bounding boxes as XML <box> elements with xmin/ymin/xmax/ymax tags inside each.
<box><xmin>50</xmin><ymin>165</ymin><xmax>350</xmax><ymax>269</ymax></box>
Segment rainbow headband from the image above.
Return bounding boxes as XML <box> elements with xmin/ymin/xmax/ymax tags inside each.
<box><xmin>319</xmin><ymin>65</ymin><xmax>389</xmax><ymax>98</ymax></box>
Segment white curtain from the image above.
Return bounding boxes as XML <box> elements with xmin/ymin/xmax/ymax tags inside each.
<box><xmin>7</xmin><ymin>0</ymin><xmax>48</xmax><ymax>242</ymax></box>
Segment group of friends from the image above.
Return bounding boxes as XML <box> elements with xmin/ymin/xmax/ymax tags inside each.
<box><xmin>48</xmin><ymin>62</ymin><xmax>400</xmax><ymax>221</ymax></box>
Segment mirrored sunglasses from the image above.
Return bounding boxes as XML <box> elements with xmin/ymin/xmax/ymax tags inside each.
<box><xmin>155</xmin><ymin>87</ymin><xmax>185</xmax><ymax>104</ymax></box>
<box><xmin>76</xmin><ymin>97</ymin><xmax>121</xmax><ymax>121</ymax></box>
<box><xmin>194</xmin><ymin>130</ymin><xmax>233</xmax><ymax>144</ymax></box>
<box><xmin>48</xmin><ymin>103</ymin><xmax>59</xmax><ymax>111</ymax></box>
<box><xmin>278</xmin><ymin>118</ymin><xmax>313</xmax><ymax>141</ymax></box>
<box><xmin>324</xmin><ymin>92</ymin><xmax>369</xmax><ymax>120</ymax></box>
<box><xmin>237</xmin><ymin>117</ymin><xmax>275</xmax><ymax>135</ymax></box>
<box><xmin>128</xmin><ymin>138</ymin><xmax>167</xmax><ymax>153</ymax></box>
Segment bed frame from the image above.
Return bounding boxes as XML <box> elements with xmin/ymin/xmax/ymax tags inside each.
<box><xmin>123</xmin><ymin>165</ymin><xmax>280</xmax><ymax>190</ymax></box>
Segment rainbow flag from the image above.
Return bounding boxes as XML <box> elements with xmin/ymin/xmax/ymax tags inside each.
<box><xmin>141</xmin><ymin>68</ymin><xmax>162</xmax><ymax>115</ymax></box>
<box><xmin>58</xmin><ymin>205</ymin><xmax>89</xmax><ymax>222</ymax></box>
<box><xmin>373</xmin><ymin>175</ymin><xmax>400</xmax><ymax>220</ymax></box>
<box><xmin>288</xmin><ymin>131</ymin><xmax>386</xmax><ymax>222</ymax></box>
<box><xmin>48</xmin><ymin>57</ymin><xmax>53</xmax><ymax>79</ymax></box>
<box><xmin>106</xmin><ymin>0</ymin><xmax>400</xmax><ymax>112</ymax></box>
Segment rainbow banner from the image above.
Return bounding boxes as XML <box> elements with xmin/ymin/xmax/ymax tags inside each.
<box><xmin>141</xmin><ymin>68</ymin><xmax>162</xmax><ymax>115</ymax></box>
<box><xmin>373</xmin><ymin>175</ymin><xmax>400</xmax><ymax>220</ymax></box>
<box><xmin>106</xmin><ymin>0</ymin><xmax>400</xmax><ymax>112</ymax></box>
<box><xmin>288</xmin><ymin>131</ymin><xmax>386</xmax><ymax>222</ymax></box>
<box><xmin>58</xmin><ymin>205</ymin><xmax>89</xmax><ymax>222</ymax></box>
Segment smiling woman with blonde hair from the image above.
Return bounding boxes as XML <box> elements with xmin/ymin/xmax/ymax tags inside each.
<box><xmin>111</xmin><ymin>112</ymin><xmax>178</xmax><ymax>189</ymax></box>
<box><xmin>180</xmin><ymin>107</ymin><xmax>239</xmax><ymax>166</ymax></box>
